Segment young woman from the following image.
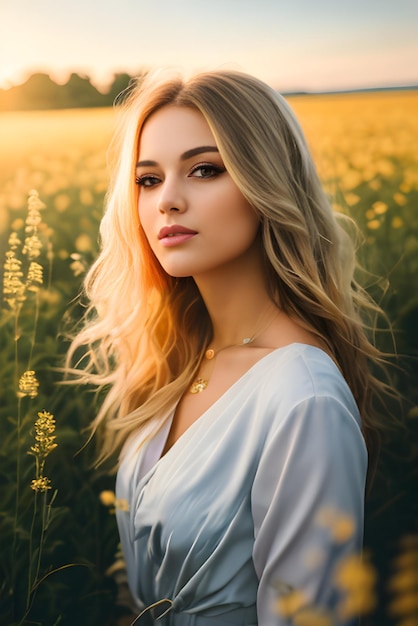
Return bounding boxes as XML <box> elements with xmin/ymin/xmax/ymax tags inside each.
<box><xmin>68</xmin><ymin>70</ymin><xmax>388</xmax><ymax>625</ymax></box>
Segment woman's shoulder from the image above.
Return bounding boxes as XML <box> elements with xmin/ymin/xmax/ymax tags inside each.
<box><xmin>255</xmin><ymin>344</ymin><xmax>366</xmax><ymax>465</ymax></box>
<box><xmin>259</xmin><ymin>343</ymin><xmax>361</xmax><ymax>425</ymax></box>
<box><xmin>262</xmin><ymin>342</ymin><xmax>345</xmax><ymax>385</ymax></box>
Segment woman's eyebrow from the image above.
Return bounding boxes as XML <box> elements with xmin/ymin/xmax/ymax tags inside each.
<box><xmin>180</xmin><ymin>146</ymin><xmax>219</xmax><ymax>161</ymax></box>
<box><xmin>136</xmin><ymin>146</ymin><xmax>219</xmax><ymax>169</ymax></box>
<box><xmin>136</xmin><ymin>159</ymin><xmax>157</xmax><ymax>168</ymax></box>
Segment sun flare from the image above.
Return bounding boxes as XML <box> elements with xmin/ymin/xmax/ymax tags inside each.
<box><xmin>0</xmin><ymin>67</ymin><xmax>24</xmax><ymax>90</ymax></box>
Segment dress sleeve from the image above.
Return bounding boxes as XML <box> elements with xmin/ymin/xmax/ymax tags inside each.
<box><xmin>251</xmin><ymin>394</ymin><xmax>368</xmax><ymax>626</ymax></box>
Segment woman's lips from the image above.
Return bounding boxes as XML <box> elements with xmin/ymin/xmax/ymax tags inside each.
<box><xmin>158</xmin><ymin>225</ymin><xmax>197</xmax><ymax>247</ymax></box>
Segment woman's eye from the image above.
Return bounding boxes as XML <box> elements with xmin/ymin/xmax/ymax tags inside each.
<box><xmin>135</xmin><ymin>175</ymin><xmax>160</xmax><ymax>187</ymax></box>
<box><xmin>190</xmin><ymin>164</ymin><xmax>225</xmax><ymax>179</ymax></box>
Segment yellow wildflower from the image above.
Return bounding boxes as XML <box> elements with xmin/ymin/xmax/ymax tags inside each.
<box><xmin>368</xmin><ymin>179</ymin><xmax>381</xmax><ymax>190</ymax></box>
<box><xmin>22</xmin><ymin>190</ymin><xmax>45</xmax><ymax>260</ymax></box>
<box><xmin>344</xmin><ymin>193</ymin><xmax>360</xmax><ymax>207</ymax></box>
<box><xmin>389</xmin><ymin>569</ymin><xmax>418</xmax><ymax>593</ymax></box>
<box><xmin>315</xmin><ymin>507</ymin><xmax>355</xmax><ymax>543</ymax></box>
<box><xmin>392</xmin><ymin>216</ymin><xmax>404</xmax><ymax>229</ymax></box>
<box><xmin>22</xmin><ymin>234</ymin><xmax>42</xmax><ymax>260</ymax></box>
<box><xmin>367</xmin><ymin>220</ymin><xmax>381</xmax><ymax>230</ymax></box>
<box><xmin>18</xmin><ymin>370</ymin><xmax>40</xmax><ymax>398</ymax></box>
<box><xmin>3</xmin><ymin>250</ymin><xmax>26</xmax><ymax>309</ymax></box>
<box><xmin>29</xmin><ymin>410</ymin><xmax>58</xmax><ymax>460</ymax></box>
<box><xmin>375</xmin><ymin>159</ymin><xmax>394</xmax><ymax>177</ymax></box>
<box><xmin>79</xmin><ymin>188</ymin><xmax>94</xmax><ymax>206</ymax></box>
<box><xmin>99</xmin><ymin>491</ymin><xmax>129</xmax><ymax>514</ymax></box>
<box><xmin>99</xmin><ymin>490</ymin><xmax>116</xmax><ymax>507</ymax></box>
<box><xmin>372</xmin><ymin>201</ymin><xmax>388</xmax><ymax>215</ymax></box>
<box><xmin>393</xmin><ymin>192</ymin><xmax>408</xmax><ymax>206</ymax></box>
<box><xmin>388</xmin><ymin>536</ymin><xmax>418</xmax><ymax>620</ymax></box>
<box><xmin>25</xmin><ymin>211</ymin><xmax>42</xmax><ymax>229</ymax></box>
<box><xmin>389</xmin><ymin>593</ymin><xmax>418</xmax><ymax>617</ymax></box>
<box><xmin>27</xmin><ymin>189</ymin><xmax>46</xmax><ymax>212</ymax></box>
<box><xmin>340</xmin><ymin>170</ymin><xmax>362</xmax><ymax>191</ymax></box>
<box><xmin>69</xmin><ymin>253</ymin><xmax>86</xmax><ymax>277</ymax></box>
<box><xmin>335</xmin><ymin>554</ymin><xmax>377</xmax><ymax>618</ymax></box>
<box><xmin>8</xmin><ymin>231</ymin><xmax>21</xmax><ymax>250</ymax></box>
<box><xmin>331</xmin><ymin>516</ymin><xmax>355</xmax><ymax>543</ymax></box>
<box><xmin>293</xmin><ymin>608</ymin><xmax>332</xmax><ymax>626</ymax></box>
<box><xmin>276</xmin><ymin>589</ymin><xmax>307</xmax><ymax>618</ymax></box>
<box><xmin>28</xmin><ymin>410</ymin><xmax>57</xmax><ymax>494</ymax></box>
<box><xmin>31</xmin><ymin>476</ymin><xmax>52</xmax><ymax>492</ymax></box>
<box><xmin>74</xmin><ymin>233</ymin><xmax>93</xmax><ymax>253</ymax></box>
<box><xmin>26</xmin><ymin>261</ymin><xmax>44</xmax><ymax>292</ymax></box>
<box><xmin>54</xmin><ymin>193</ymin><xmax>71</xmax><ymax>213</ymax></box>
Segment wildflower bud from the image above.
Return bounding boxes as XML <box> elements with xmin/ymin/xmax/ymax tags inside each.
<box><xmin>27</xmin><ymin>190</ymin><xmax>46</xmax><ymax>212</ymax></box>
<box><xmin>22</xmin><ymin>190</ymin><xmax>46</xmax><ymax>259</ymax></box>
<box><xmin>26</xmin><ymin>261</ymin><xmax>44</xmax><ymax>292</ymax></box>
<box><xmin>31</xmin><ymin>476</ymin><xmax>52</xmax><ymax>492</ymax></box>
<box><xmin>4</xmin><ymin>251</ymin><xmax>23</xmax><ymax>274</ymax></box>
<box><xmin>22</xmin><ymin>234</ymin><xmax>43</xmax><ymax>260</ymax></box>
<box><xmin>3</xmin><ymin>250</ymin><xmax>26</xmax><ymax>309</ymax></box>
<box><xmin>28</xmin><ymin>410</ymin><xmax>58</xmax><ymax>460</ymax></box>
<box><xmin>8</xmin><ymin>231</ymin><xmax>21</xmax><ymax>250</ymax></box>
<box><xmin>70</xmin><ymin>260</ymin><xmax>86</xmax><ymax>277</ymax></box>
<box><xmin>69</xmin><ymin>252</ymin><xmax>87</xmax><ymax>276</ymax></box>
<box><xmin>25</xmin><ymin>213</ymin><xmax>42</xmax><ymax>229</ymax></box>
<box><xmin>99</xmin><ymin>490</ymin><xmax>116</xmax><ymax>507</ymax></box>
<box><xmin>388</xmin><ymin>535</ymin><xmax>418</xmax><ymax>621</ymax></box>
<box><xmin>28</xmin><ymin>410</ymin><xmax>57</xmax><ymax>494</ymax></box>
<box><xmin>335</xmin><ymin>553</ymin><xmax>377</xmax><ymax>618</ymax></box>
<box><xmin>18</xmin><ymin>370</ymin><xmax>39</xmax><ymax>398</ymax></box>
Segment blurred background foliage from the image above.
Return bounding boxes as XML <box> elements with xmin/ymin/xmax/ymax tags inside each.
<box><xmin>0</xmin><ymin>82</ymin><xmax>417</xmax><ymax>625</ymax></box>
<box><xmin>0</xmin><ymin>72</ymin><xmax>140</xmax><ymax>111</ymax></box>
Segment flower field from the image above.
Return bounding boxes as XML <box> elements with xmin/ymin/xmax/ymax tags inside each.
<box><xmin>0</xmin><ymin>91</ymin><xmax>417</xmax><ymax>625</ymax></box>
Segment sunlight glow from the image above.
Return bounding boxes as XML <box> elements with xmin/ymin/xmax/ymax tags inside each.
<box><xmin>0</xmin><ymin>68</ymin><xmax>22</xmax><ymax>90</ymax></box>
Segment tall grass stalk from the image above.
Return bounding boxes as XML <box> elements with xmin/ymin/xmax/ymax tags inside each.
<box><xmin>2</xmin><ymin>191</ymin><xmax>61</xmax><ymax>623</ymax></box>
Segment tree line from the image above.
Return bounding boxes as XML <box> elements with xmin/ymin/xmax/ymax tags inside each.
<box><xmin>2</xmin><ymin>72</ymin><xmax>414</xmax><ymax>112</ymax></box>
<box><xmin>0</xmin><ymin>72</ymin><xmax>138</xmax><ymax>111</ymax></box>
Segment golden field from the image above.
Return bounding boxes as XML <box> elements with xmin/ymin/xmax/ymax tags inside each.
<box><xmin>1</xmin><ymin>91</ymin><xmax>417</xmax><ymax>332</ymax></box>
<box><xmin>0</xmin><ymin>91</ymin><xmax>417</xmax><ymax>247</ymax></box>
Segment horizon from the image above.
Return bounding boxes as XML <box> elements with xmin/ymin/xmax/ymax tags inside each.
<box><xmin>1</xmin><ymin>69</ymin><xmax>417</xmax><ymax>98</ymax></box>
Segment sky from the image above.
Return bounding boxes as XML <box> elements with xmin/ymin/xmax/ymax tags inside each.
<box><xmin>1</xmin><ymin>0</ymin><xmax>417</xmax><ymax>93</ymax></box>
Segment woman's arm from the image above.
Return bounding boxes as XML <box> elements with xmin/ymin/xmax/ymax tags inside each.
<box><xmin>252</xmin><ymin>394</ymin><xmax>367</xmax><ymax>625</ymax></box>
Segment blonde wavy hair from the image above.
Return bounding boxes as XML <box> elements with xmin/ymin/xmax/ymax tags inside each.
<box><xmin>67</xmin><ymin>69</ymin><xmax>393</xmax><ymax>466</ymax></box>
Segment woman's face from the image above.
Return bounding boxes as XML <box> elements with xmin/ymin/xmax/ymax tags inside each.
<box><xmin>136</xmin><ymin>105</ymin><xmax>260</xmax><ymax>279</ymax></box>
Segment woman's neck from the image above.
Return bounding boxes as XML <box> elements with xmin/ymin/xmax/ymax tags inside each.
<box><xmin>194</xmin><ymin>255</ymin><xmax>277</xmax><ymax>348</ymax></box>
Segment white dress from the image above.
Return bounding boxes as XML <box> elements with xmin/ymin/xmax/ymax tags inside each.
<box><xmin>116</xmin><ymin>344</ymin><xmax>367</xmax><ymax>625</ymax></box>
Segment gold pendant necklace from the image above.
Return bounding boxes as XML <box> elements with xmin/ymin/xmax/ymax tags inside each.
<box><xmin>189</xmin><ymin>303</ymin><xmax>280</xmax><ymax>395</ymax></box>
<box><xmin>189</xmin><ymin>378</ymin><xmax>210</xmax><ymax>394</ymax></box>
<box><xmin>189</xmin><ymin>336</ymin><xmax>254</xmax><ymax>394</ymax></box>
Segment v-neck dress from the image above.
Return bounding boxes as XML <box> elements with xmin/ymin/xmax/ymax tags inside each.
<box><xmin>116</xmin><ymin>344</ymin><xmax>367</xmax><ymax>625</ymax></box>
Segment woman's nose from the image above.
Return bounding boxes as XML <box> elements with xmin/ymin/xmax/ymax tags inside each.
<box><xmin>157</xmin><ymin>179</ymin><xmax>186</xmax><ymax>214</ymax></box>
